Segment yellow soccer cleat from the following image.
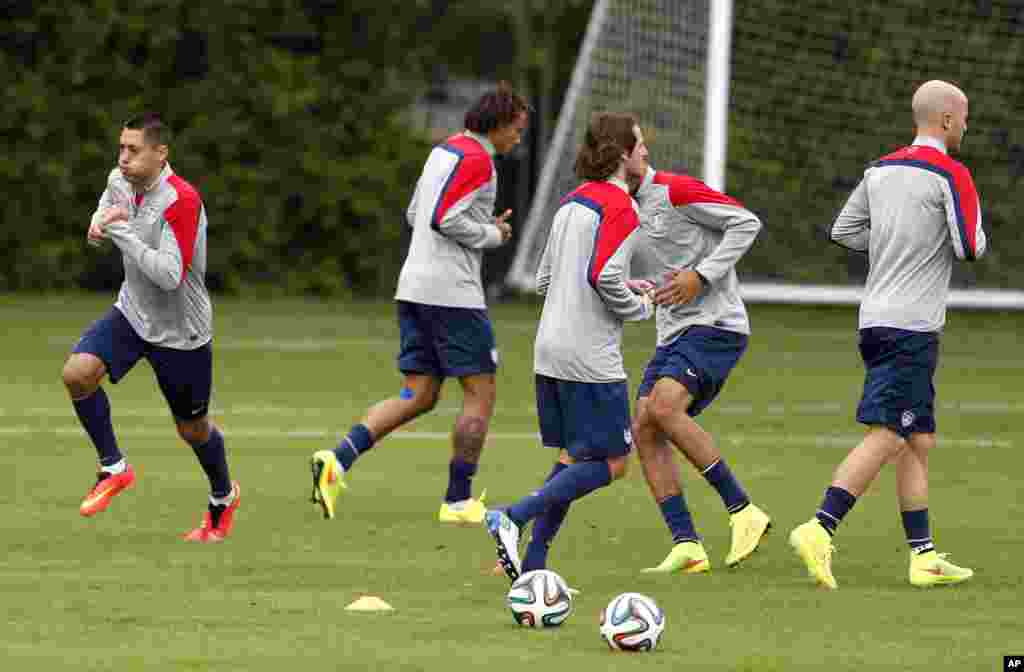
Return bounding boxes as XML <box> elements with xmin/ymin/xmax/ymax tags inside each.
<box><xmin>310</xmin><ymin>450</ymin><xmax>346</xmax><ymax>520</ymax></box>
<box><xmin>789</xmin><ymin>519</ymin><xmax>838</xmax><ymax>589</ymax></box>
<box><xmin>725</xmin><ymin>503</ymin><xmax>772</xmax><ymax>567</ymax></box>
<box><xmin>909</xmin><ymin>550</ymin><xmax>974</xmax><ymax>587</ymax></box>
<box><xmin>438</xmin><ymin>489</ymin><xmax>487</xmax><ymax>525</ymax></box>
<box><xmin>641</xmin><ymin>541</ymin><xmax>711</xmax><ymax>574</ymax></box>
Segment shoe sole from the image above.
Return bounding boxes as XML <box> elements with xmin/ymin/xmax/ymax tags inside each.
<box><xmin>310</xmin><ymin>458</ymin><xmax>333</xmax><ymax>520</ymax></box>
<box><xmin>726</xmin><ymin>520</ymin><xmax>772</xmax><ymax>568</ymax></box>
<box><xmin>789</xmin><ymin>530</ymin><xmax>837</xmax><ymax>589</ymax></box>
<box><xmin>641</xmin><ymin>555</ymin><xmax>711</xmax><ymax>574</ymax></box>
<box><xmin>910</xmin><ymin>574</ymin><xmax>973</xmax><ymax>587</ymax></box>
<box><xmin>487</xmin><ymin>522</ymin><xmax>520</xmax><ymax>582</ymax></box>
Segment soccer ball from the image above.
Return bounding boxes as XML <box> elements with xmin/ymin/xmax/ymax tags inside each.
<box><xmin>506</xmin><ymin>569</ymin><xmax>573</xmax><ymax>628</ymax></box>
<box><xmin>599</xmin><ymin>592</ymin><xmax>665</xmax><ymax>652</ymax></box>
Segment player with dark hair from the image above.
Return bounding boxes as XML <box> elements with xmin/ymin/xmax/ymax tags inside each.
<box><xmin>64</xmin><ymin>113</ymin><xmax>239</xmax><ymax>542</ymax></box>
<box><xmin>629</xmin><ymin>147</ymin><xmax>769</xmax><ymax>574</ymax></box>
<box><xmin>486</xmin><ymin>112</ymin><xmax>653</xmax><ymax>580</ymax></box>
<box><xmin>311</xmin><ymin>84</ymin><xmax>529</xmax><ymax>525</ymax></box>
<box><xmin>790</xmin><ymin>80</ymin><xmax>985</xmax><ymax>589</ymax></box>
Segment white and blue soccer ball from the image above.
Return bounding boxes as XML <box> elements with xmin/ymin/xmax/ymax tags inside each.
<box><xmin>506</xmin><ymin>569</ymin><xmax>573</xmax><ymax>628</ymax></box>
<box><xmin>599</xmin><ymin>592</ymin><xmax>665</xmax><ymax>652</ymax></box>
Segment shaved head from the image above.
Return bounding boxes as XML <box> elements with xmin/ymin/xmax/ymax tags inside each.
<box><xmin>911</xmin><ymin>80</ymin><xmax>969</xmax><ymax>152</ymax></box>
<box><xmin>912</xmin><ymin>80</ymin><xmax>966</xmax><ymax>126</ymax></box>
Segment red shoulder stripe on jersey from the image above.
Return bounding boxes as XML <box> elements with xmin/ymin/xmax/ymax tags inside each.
<box><xmin>165</xmin><ymin>175</ymin><xmax>202</xmax><ymax>284</ymax></box>
<box><xmin>430</xmin><ymin>138</ymin><xmax>494</xmax><ymax>230</ymax></box>
<box><xmin>654</xmin><ymin>171</ymin><xmax>743</xmax><ymax>208</ymax></box>
<box><xmin>948</xmin><ymin>162</ymin><xmax>980</xmax><ymax>256</ymax></box>
<box><xmin>875</xmin><ymin>146</ymin><xmax>981</xmax><ymax>259</ymax></box>
<box><xmin>587</xmin><ymin>198</ymin><xmax>640</xmax><ymax>288</ymax></box>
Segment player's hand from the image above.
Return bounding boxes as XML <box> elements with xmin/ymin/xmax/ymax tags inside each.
<box><xmin>496</xmin><ymin>209</ymin><xmax>513</xmax><ymax>243</ymax></box>
<box><xmin>654</xmin><ymin>269</ymin><xmax>705</xmax><ymax>306</ymax></box>
<box><xmin>101</xmin><ymin>206</ymin><xmax>130</xmax><ymax>226</ymax></box>
<box><xmin>87</xmin><ymin>219</ymin><xmax>106</xmax><ymax>246</ymax></box>
<box><xmin>626</xmin><ymin>279</ymin><xmax>656</xmax><ymax>296</ymax></box>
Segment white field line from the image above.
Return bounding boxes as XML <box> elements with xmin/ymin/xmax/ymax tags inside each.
<box><xmin>3</xmin><ymin>399</ymin><xmax>1022</xmax><ymax>420</ymax></box>
<box><xmin>0</xmin><ymin>425</ymin><xmax>1011</xmax><ymax>448</ymax></box>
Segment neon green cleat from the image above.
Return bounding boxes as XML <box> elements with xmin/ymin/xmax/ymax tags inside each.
<box><xmin>310</xmin><ymin>450</ymin><xmax>347</xmax><ymax>520</ymax></box>
<box><xmin>725</xmin><ymin>503</ymin><xmax>772</xmax><ymax>567</ymax></box>
<box><xmin>909</xmin><ymin>550</ymin><xmax>974</xmax><ymax>587</ymax></box>
<box><xmin>789</xmin><ymin>519</ymin><xmax>838</xmax><ymax>589</ymax></box>
<box><xmin>438</xmin><ymin>489</ymin><xmax>487</xmax><ymax>524</ymax></box>
<box><xmin>641</xmin><ymin>541</ymin><xmax>711</xmax><ymax>574</ymax></box>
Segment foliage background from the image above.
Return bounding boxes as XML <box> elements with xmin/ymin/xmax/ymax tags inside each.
<box><xmin>2</xmin><ymin>0</ymin><xmax>1021</xmax><ymax>294</ymax></box>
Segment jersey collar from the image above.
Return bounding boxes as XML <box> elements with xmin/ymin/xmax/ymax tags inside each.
<box><xmin>463</xmin><ymin>130</ymin><xmax>496</xmax><ymax>156</ymax></box>
<box><xmin>606</xmin><ymin>175</ymin><xmax>630</xmax><ymax>193</ymax></box>
<box><xmin>912</xmin><ymin>135</ymin><xmax>948</xmax><ymax>154</ymax></box>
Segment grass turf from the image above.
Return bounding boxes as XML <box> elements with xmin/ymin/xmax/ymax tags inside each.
<box><xmin>1</xmin><ymin>294</ymin><xmax>1021</xmax><ymax>670</ymax></box>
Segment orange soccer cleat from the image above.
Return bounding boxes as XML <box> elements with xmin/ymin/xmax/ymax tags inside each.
<box><xmin>79</xmin><ymin>465</ymin><xmax>136</xmax><ymax>517</ymax></box>
<box><xmin>183</xmin><ymin>482</ymin><xmax>241</xmax><ymax>543</ymax></box>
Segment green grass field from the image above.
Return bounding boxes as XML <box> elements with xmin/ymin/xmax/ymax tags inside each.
<box><xmin>2</xmin><ymin>294</ymin><xmax>1021</xmax><ymax>671</ymax></box>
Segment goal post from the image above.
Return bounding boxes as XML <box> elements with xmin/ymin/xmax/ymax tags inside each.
<box><xmin>505</xmin><ymin>0</ymin><xmax>1024</xmax><ymax>310</ymax></box>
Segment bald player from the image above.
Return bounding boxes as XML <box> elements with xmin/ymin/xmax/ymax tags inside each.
<box><xmin>789</xmin><ymin>80</ymin><xmax>986</xmax><ymax>589</ymax></box>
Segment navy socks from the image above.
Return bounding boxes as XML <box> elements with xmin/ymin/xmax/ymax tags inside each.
<box><xmin>73</xmin><ymin>387</ymin><xmax>121</xmax><ymax>467</ymax></box>
<box><xmin>334</xmin><ymin>423</ymin><xmax>375</xmax><ymax>471</ymax></box>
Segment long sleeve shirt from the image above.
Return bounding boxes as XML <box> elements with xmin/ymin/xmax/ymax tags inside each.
<box><xmin>395</xmin><ymin>131</ymin><xmax>506</xmax><ymax>309</ymax></box>
<box><xmin>534</xmin><ymin>177</ymin><xmax>652</xmax><ymax>382</ymax></box>
<box><xmin>831</xmin><ymin>136</ymin><xmax>987</xmax><ymax>332</ymax></box>
<box><xmin>94</xmin><ymin>163</ymin><xmax>212</xmax><ymax>349</ymax></box>
<box><xmin>633</xmin><ymin>167</ymin><xmax>762</xmax><ymax>346</ymax></box>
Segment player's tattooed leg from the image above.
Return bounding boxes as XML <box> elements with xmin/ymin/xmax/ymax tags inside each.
<box><xmin>453</xmin><ymin>414</ymin><xmax>488</xmax><ymax>462</ymax></box>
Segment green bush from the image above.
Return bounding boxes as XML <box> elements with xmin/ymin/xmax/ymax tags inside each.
<box><xmin>729</xmin><ymin>0</ymin><xmax>1024</xmax><ymax>288</ymax></box>
<box><xmin>0</xmin><ymin>0</ymin><xmax>432</xmax><ymax>295</ymax></box>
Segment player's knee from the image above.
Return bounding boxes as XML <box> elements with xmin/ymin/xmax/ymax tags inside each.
<box><xmin>62</xmin><ymin>355</ymin><xmax>103</xmax><ymax>398</ymax></box>
<box><xmin>459</xmin><ymin>375</ymin><xmax>497</xmax><ymax>415</ymax></box>
<box><xmin>455</xmin><ymin>414</ymin><xmax>487</xmax><ymax>439</ymax></box>
<box><xmin>176</xmin><ymin>417</ymin><xmax>212</xmax><ymax>445</ymax></box>
<box><xmin>648</xmin><ymin>391</ymin><xmax>684</xmax><ymax>427</ymax></box>
<box><xmin>413</xmin><ymin>388</ymin><xmax>440</xmax><ymax>415</ymax></box>
<box><xmin>909</xmin><ymin>432</ymin><xmax>936</xmax><ymax>455</ymax></box>
<box><xmin>400</xmin><ymin>381</ymin><xmax>440</xmax><ymax>415</ymax></box>
<box><xmin>608</xmin><ymin>455</ymin><xmax>630</xmax><ymax>480</ymax></box>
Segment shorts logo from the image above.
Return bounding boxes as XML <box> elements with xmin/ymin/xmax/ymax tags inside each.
<box><xmin>623</xmin><ymin>428</ymin><xmax>633</xmax><ymax>445</ymax></box>
<box><xmin>686</xmin><ymin>368</ymin><xmax>697</xmax><ymax>377</ymax></box>
<box><xmin>491</xmin><ymin>348</ymin><xmax>499</xmax><ymax>365</ymax></box>
<box><xmin>901</xmin><ymin>410</ymin><xmax>916</xmax><ymax>428</ymax></box>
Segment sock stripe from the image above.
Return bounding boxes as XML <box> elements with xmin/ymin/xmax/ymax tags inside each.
<box><xmin>701</xmin><ymin>459</ymin><xmax>720</xmax><ymax>475</ymax></box>
<box><xmin>816</xmin><ymin>509</ymin><xmax>839</xmax><ymax>523</ymax></box>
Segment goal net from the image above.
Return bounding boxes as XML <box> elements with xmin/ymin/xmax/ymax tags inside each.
<box><xmin>506</xmin><ymin>0</ymin><xmax>711</xmax><ymax>291</ymax></box>
<box><xmin>507</xmin><ymin>0</ymin><xmax>1024</xmax><ymax>308</ymax></box>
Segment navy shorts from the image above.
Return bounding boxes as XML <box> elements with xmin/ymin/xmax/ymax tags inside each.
<box><xmin>73</xmin><ymin>307</ymin><xmax>213</xmax><ymax>421</ymax></box>
<box><xmin>535</xmin><ymin>374</ymin><xmax>632</xmax><ymax>461</ymax></box>
<box><xmin>637</xmin><ymin>326</ymin><xmax>748</xmax><ymax>417</ymax></box>
<box><xmin>856</xmin><ymin>327</ymin><xmax>939</xmax><ymax>437</ymax></box>
<box><xmin>396</xmin><ymin>301</ymin><xmax>497</xmax><ymax>378</ymax></box>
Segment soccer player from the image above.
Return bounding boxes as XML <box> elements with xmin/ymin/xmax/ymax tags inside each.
<box><xmin>789</xmin><ymin>80</ymin><xmax>986</xmax><ymax>589</ymax></box>
<box><xmin>63</xmin><ymin>113</ymin><xmax>239</xmax><ymax>542</ymax></box>
<box><xmin>486</xmin><ymin>112</ymin><xmax>653</xmax><ymax>581</ymax></box>
<box><xmin>310</xmin><ymin>84</ymin><xmax>528</xmax><ymax>524</ymax></box>
<box><xmin>629</xmin><ymin>160</ymin><xmax>770</xmax><ymax>574</ymax></box>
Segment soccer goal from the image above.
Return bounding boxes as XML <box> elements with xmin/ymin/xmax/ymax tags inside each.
<box><xmin>506</xmin><ymin>0</ymin><xmax>1024</xmax><ymax>309</ymax></box>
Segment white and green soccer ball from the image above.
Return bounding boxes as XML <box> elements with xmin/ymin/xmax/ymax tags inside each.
<box><xmin>506</xmin><ymin>569</ymin><xmax>573</xmax><ymax>628</ymax></box>
<box><xmin>599</xmin><ymin>592</ymin><xmax>665</xmax><ymax>652</ymax></box>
